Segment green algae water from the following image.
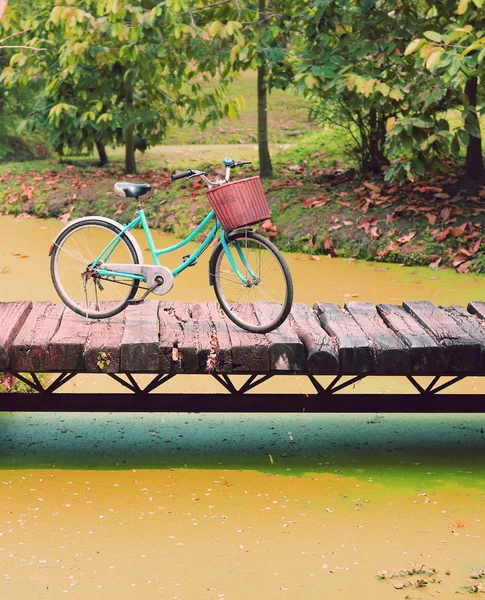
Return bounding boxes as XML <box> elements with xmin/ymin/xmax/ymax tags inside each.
<box><xmin>1</xmin><ymin>215</ymin><xmax>485</xmax><ymax>599</ymax></box>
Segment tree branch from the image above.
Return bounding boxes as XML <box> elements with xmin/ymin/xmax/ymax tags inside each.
<box><xmin>0</xmin><ymin>28</ymin><xmax>45</xmax><ymax>50</ymax></box>
<box><xmin>0</xmin><ymin>45</ymin><xmax>45</xmax><ymax>50</ymax></box>
<box><xmin>185</xmin><ymin>0</ymin><xmax>232</xmax><ymax>13</ymax></box>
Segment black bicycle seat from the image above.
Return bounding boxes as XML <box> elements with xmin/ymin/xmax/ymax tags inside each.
<box><xmin>114</xmin><ymin>182</ymin><xmax>152</xmax><ymax>198</ymax></box>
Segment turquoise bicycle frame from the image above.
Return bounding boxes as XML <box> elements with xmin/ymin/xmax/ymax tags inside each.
<box><xmin>94</xmin><ymin>209</ymin><xmax>255</xmax><ymax>284</ymax></box>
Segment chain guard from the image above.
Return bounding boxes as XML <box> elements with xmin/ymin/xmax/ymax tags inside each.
<box><xmin>102</xmin><ymin>264</ymin><xmax>174</xmax><ymax>296</ymax></box>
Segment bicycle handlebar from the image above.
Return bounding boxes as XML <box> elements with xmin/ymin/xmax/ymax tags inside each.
<box><xmin>171</xmin><ymin>169</ymin><xmax>196</xmax><ymax>181</ymax></box>
<box><xmin>230</xmin><ymin>161</ymin><xmax>252</xmax><ymax>168</ymax></box>
<box><xmin>171</xmin><ymin>159</ymin><xmax>252</xmax><ymax>184</ymax></box>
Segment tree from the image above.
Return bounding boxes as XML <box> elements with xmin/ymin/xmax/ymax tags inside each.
<box><xmin>405</xmin><ymin>0</ymin><xmax>485</xmax><ymax>183</ymax></box>
<box><xmin>257</xmin><ymin>0</ymin><xmax>272</xmax><ymax>178</ymax></box>
<box><xmin>2</xmin><ymin>0</ymin><xmax>241</xmax><ymax>173</ymax></box>
<box><xmin>295</xmin><ymin>1</ymin><xmax>436</xmax><ymax>175</ymax></box>
<box><xmin>210</xmin><ymin>0</ymin><xmax>299</xmax><ymax>178</ymax></box>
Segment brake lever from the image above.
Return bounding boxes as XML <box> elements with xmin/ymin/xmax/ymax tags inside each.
<box><xmin>186</xmin><ymin>170</ymin><xmax>206</xmax><ymax>180</ymax></box>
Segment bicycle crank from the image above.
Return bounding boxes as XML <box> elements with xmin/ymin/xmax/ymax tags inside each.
<box><xmin>103</xmin><ymin>264</ymin><xmax>174</xmax><ymax>296</ymax></box>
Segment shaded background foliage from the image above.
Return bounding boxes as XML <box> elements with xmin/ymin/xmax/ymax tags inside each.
<box><xmin>0</xmin><ymin>0</ymin><xmax>484</xmax><ymax>184</ymax></box>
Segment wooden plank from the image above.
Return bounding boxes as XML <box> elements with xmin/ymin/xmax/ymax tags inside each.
<box><xmin>377</xmin><ymin>304</ymin><xmax>446</xmax><ymax>373</ymax></box>
<box><xmin>84</xmin><ymin>303</ymin><xmax>125</xmax><ymax>373</ymax></box>
<box><xmin>158</xmin><ymin>301</ymin><xmax>198</xmax><ymax>373</ymax></box>
<box><xmin>121</xmin><ymin>301</ymin><xmax>159</xmax><ymax>372</ymax></box>
<box><xmin>207</xmin><ymin>303</ymin><xmax>232</xmax><ymax>373</ymax></box>
<box><xmin>0</xmin><ymin>301</ymin><xmax>32</xmax><ymax>371</ymax></box>
<box><xmin>443</xmin><ymin>305</ymin><xmax>485</xmax><ymax>371</ymax></box>
<box><xmin>191</xmin><ymin>302</ymin><xmax>234</xmax><ymax>373</ymax></box>
<box><xmin>224</xmin><ymin>304</ymin><xmax>270</xmax><ymax>372</ymax></box>
<box><xmin>289</xmin><ymin>303</ymin><xmax>338</xmax><ymax>374</ymax></box>
<box><xmin>403</xmin><ymin>300</ymin><xmax>480</xmax><ymax>373</ymax></box>
<box><xmin>47</xmin><ymin>308</ymin><xmax>90</xmax><ymax>371</ymax></box>
<box><xmin>9</xmin><ymin>302</ymin><xmax>65</xmax><ymax>372</ymax></box>
<box><xmin>251</xmin><ymin>302</ymin><xmax>306</xmax><ymax>371</ymax></box>
<box><xmin>191</xmin><ymin>302</ymin><xmax>213</xmax><ymax>373</ymax></box>
<box><xmin>468</xmin><ymin>301</ymin><xmax>485</xmax><ymax>321</ymax></box>
<box><xmin>345</xmin><ymin>302</ymin><xmax>410</xmax><ymax>374</ymax></box>
<box><xmin>313</xmin><ymin>302</ymin><xmax>374</xmax><ymax>374</ymax></box>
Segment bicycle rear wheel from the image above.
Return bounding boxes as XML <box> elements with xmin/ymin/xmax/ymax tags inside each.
<box><xmin>211</xmin><ymin>231</ymin><xmax>293</xmax><ymax>333</ymax></box>
<box><xmin>50</xmin><ymin>219</ymin><xmax>140</xmax><ymax>319</ymax></box>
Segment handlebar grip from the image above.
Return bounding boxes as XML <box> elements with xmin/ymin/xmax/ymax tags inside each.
<box><xmin>171</xmin><ymin>170</ymin><xmax>193</xmax><ymax>181</ymax></box>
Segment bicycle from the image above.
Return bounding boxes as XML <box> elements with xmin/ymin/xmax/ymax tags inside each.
<box><xmin>49</xmin><ymin>158</ymin><xmax>293</xmax><ymax>333</ymax></box>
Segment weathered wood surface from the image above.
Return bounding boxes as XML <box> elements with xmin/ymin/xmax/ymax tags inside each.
<box><xmin>121</xmin><ymin>301</ymin><xmax>159</xmax><ymax>372</ymax></box>
<box><xmin>0</xmin><ymin>301</ymin><xmax>32</xmax><ymax>370</ymax></box>
<box><xmin>3</xmin><ymin>300</ymin><xmax>485</xmax><ymax>375</ymax></box>
<box><xmin>224</xmin><ymin>304</ymin><xmax>270</xmax><ymax>372</ymax></box>
<box><xmin>159</xmin><ymin>301</ymin><xmax>198</xmax><ymax>373</ymax></box>
<box><xmin>377</xmin><ymin>303</ymin><xmax>446</xmax><ymax>373</ymax></box>
<box><xmin>345</xmin><ymin>302</ymin><xmax>410</xmax><ymax>374</ymax></box>
<box><xmin>403</xmin><ymin>300</ymin><xmax>480</xmax><ymax>372</ymax></box>
<box><xmin>8</xmin><ymin>302</ymin><xmax>65</xmax><ymax>372</ymax></box>
<box><xmin>313</xmin><ymin>302</ymin><xmax>374</xmax><ymax>373</ymax></box>
<box><xmin>84</xmin><ymin>303</ymin><xmax>125</xmax><ymax>373</ymax></box>
<box><xmin>254</xmin><ymin>302</ymin><xmax>306</xmax><ymax>371</ymax></box>
<box><xmin>47</xmin><ymin>307</ymin><xmax>90</xmax><ymax>371</ymax></box>
<box><xmin>443</xmin><ymin>305</ymin><xmax>485</xmax><ymax>371</ymax></box>
<box><xmin>289</xmin><ymin>303</ymin><xmax>338</xmax><ymax>374</ymax></box>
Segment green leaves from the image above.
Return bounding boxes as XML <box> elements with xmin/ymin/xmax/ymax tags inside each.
<box><xmin>2</xmin><ymin>0</ymin><xmax>244</xmax><ymax>172</ymax></box>
<box><xmin>405</xmin><ymin>38</ymin><xmax>422</xmax><ymax>56</ymax></box>
<box><xmin>423</xmin><ymin>31</ymin><xmax>442</xmax><ymax>43</ymax></box>
<box><xmin>426</xmin><ymin>48</ymin><xmax>444</xmax><ymax>70</ymax></box>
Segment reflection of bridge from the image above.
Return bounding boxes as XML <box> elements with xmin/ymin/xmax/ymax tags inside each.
<box><xmin>1</xmin><ymin>299</ymin><xmax>485</xmax><ymax>412</ymax></box>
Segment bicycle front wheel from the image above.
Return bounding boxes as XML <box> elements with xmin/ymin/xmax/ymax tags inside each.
<box><xmin>212</xmin><ymin>231</ymin><xmax>293</xmax><ymax>333</ymax></box>
<box><xmin>50</xmin><ymin>219</ymin><xmax>140</xmax><ymax>319</ymax></box>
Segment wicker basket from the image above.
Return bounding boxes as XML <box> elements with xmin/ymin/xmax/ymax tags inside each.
<box><xmin>206</xmin><ymin>176</ymin><xmax>270</xmax><ymax>232</ymax></box>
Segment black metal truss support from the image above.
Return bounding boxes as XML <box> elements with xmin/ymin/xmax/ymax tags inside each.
<box><xmin>238</xmin><ymin>374</ymin><xmax>273</xmax><ymax>394</ymax></box>
<box><xmin>7</xmin><ymin>371</ymin><xmax>43</xmax><ymax>393</ymax></box>
<box><xmin>428</xmin><ymin>375</ymin><xmax>465</xmax><ymax>394</ymax></box>
<box><xmin>45</xmin><ymin>372</ymin><xmax>77</xmax><ymax>393</ymax></box>
<box><xmin>7</xmin><ymin>371</ymin><xmax>77</xmax><ymax>394</ymax></box>
<box><xmin>308</xmin><ymin>375</ymin><xmax>367</xmax><ymax>395</ymax></box>
<box><xmin>3</xmin><ymin>392</ymin><xmax>485</xmax><ymax>413</ymax></box>
<box><xmin>211</xmin><ymin>373</ymin><xmax>275</xmax><ymax>394</ymax></box>
<box><xmin>107</xmin><ymin>373</ymin><xmax>140</xmax><ymax>393</ymax></box>
<box><xmin>407</xmin><ymin>375</ymin><xmax>466</xmax><ymax>395</ymax></box>
<box><xmin>211</xmin><ymin>373</ymin><xmax>238</xmax><ymax>394</ymax></box>
<box><xmin>143</xmin><ymin>374</ymin><xmax>175</xmax><ymax>394</ymax></box>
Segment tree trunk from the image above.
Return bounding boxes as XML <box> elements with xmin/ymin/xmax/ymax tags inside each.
<box><xmin>96</xmin><ymin>140</ymin><xmax>108</xmax><ymax>166</ymax></box>
<box><xmin>125</xmin><ymin>79</ymin><xmax>137</xmax><ymax>175</ymax></box>
<box><xmin>258</xmin><ymin>0</ymin><xmax>272</xmax><ymax>179</ymax></box>
<box><xmin>362</xmin><ymin>108</ymin><xmax>388</xmax><ymax>174</ymax></box>
<box><xmin>465</xmin><ymin>76</ymin><xmax>484</xmax><ymax>182</ymax></box>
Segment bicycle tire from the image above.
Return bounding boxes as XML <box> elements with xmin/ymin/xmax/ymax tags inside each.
<box><xmin>50</xmin><ymin>219</ymin><xmax>140</xmax><ymax>319</ymax></box>
<box><xmin>211</xmin><ymin>230</ymin><xmax>293</xmax><ymax>333</ymax></box>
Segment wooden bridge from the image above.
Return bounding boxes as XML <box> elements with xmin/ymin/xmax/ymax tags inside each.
<box><xmin>1</xmin><ymin>299</ymin><xmax>485</xmax><ymax>412</ymax></box>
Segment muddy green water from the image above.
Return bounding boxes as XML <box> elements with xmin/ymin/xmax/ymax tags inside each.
<box><xmin>1</xmin><ymin>215</ymin><xmax>485</xmax><ymax>600</ymax></box>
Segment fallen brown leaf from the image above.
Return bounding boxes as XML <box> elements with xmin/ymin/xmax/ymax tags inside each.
<box><xmin>397</xmin><ymin>231</ymin><xmax>416</xmax><ymax>245</ymax></box>
<box><xmin>363</xmin><ymin>181</ymin><xmax>381</xmax><ymax>193</ymax></box>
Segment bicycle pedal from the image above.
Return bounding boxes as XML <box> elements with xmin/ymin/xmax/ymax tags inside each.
<box><xmin>126</xmin><ymin>299</ymin><xmax>145</xmax><ymax>306</ymax></box>
<box><xmin>182</xmin><ymin>254</ymin><xmax>197</xmax><ymax>266</ymax></box>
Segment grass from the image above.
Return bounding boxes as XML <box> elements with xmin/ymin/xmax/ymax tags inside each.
<box><xmin>163</xmin><ymin>70</ymin><xmax>317</xmax><ymax>146</ymax></box>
